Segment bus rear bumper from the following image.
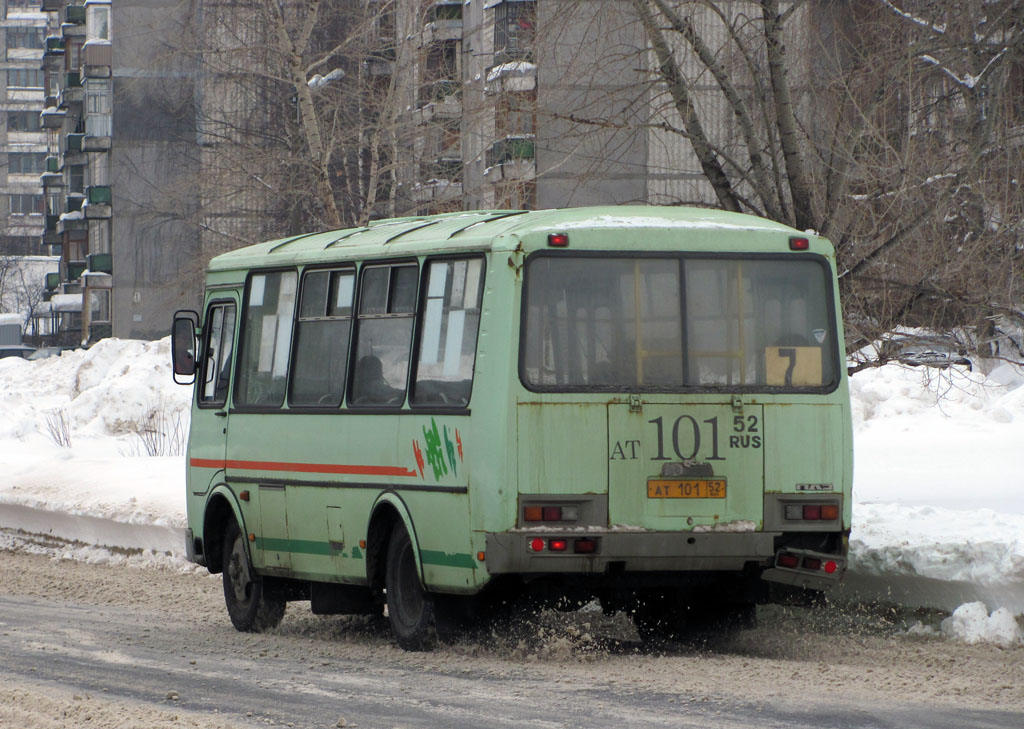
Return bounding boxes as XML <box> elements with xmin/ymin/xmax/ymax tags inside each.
<box><xmin>486</xmin><ymin>530</ymin><xmax>777</xmax><ymax>574</ymax></box>
<box><xmin>485</xmin><ymin>531</ymin><xmax>846</xmax><ymax>590</ymax></box>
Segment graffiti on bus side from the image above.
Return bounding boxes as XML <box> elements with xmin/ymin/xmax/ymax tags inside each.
<box><xmin>413</xmin><ymin>418</ymin><xmax>463</xmax><ymax>480</ymax></box>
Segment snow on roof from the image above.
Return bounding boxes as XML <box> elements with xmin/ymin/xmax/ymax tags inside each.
<box><xmin>0</xmin><ymin>313</ymin><xmax>24</xmax><ymax>326</ymax></box>
<box><xmin>49</xmin><ymin>293</ymin><xmax>83</xmax><ymax>312</ymax></box>
<box><xmin>486</xmin><ymin>61</ymin><xmax>536</xmax><ymax>82</ymax></box>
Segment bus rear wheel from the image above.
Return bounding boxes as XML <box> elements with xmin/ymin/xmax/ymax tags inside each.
<box><xmin>385</xmin><ymin>527</ymin><xmax>438</xmax><ymax>651</ymax></box>
<box><xmin>222</xmin><ymin>520</ymin><xmax>285</xmax><ymax>632</ymax></box>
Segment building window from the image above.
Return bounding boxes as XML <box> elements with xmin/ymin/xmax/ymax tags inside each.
<box><xmin>85</xmin><ymin>80</ymin><xmax>111</xmax><ymax>114</ymax></box>
<box><xmin>7</xmin><ymin>68</ymin><xmax>45</xmax><ymax>89</ymax></box>
<box><xmin>86</xmin><ymin>2</ymin><xmax>111</xmax><ymax>41</ymax></box>
<box><xmin>9</xmin><ymin>194</ymin><xmax>45</xmax><ymax>215</ymax></box>
<box><xmin>6</xmin><ymin>111</ymin><xmax>42</xmax><ymax>132</ymax></box>
<box><xmin>69</xmin><ymin>166</ymin><xmax>85</xmax><ymax>194</ymax></box>
<box><xmin>5</xmin><ymin>27</ymin><xmax>45</xmax><ymax>50</ymax></box>
<box><xmin>7</xmin><ymin>152</ymin><xmax>47</xmax><ymax>174</ymax></box>
<box><xmin>493</xmin><ymin>0</ymin><xmax>535</xmax><ymax>63</ymax></box>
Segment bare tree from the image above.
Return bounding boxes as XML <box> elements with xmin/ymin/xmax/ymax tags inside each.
<box><xmin>552</xmin><ymin>0</ymin><xmax>1024</xmax><ymax>365</ymax></box>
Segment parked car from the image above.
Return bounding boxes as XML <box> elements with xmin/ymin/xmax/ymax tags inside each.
<box><xmin>27</xmin><ymin>346</ymin><xmax>76</xmax><ymax>361</ymax></box>
<box><xmin>0</xmin><ymin>344</ymin><xmax>37</xmax><ymax>360</ymax></box>
<box><xmin>882</xmin><ymin>334</ymin><xmax>972</xmax><ymax>370</ymax></box>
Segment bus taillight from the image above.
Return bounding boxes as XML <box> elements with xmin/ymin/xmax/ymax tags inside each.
<box><xmin>574</xmin><ymin>538</ymin><xmax>597</xmax><ymax>554</ymax></box>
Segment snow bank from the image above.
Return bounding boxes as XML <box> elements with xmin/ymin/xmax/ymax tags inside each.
<box><xmin>939</xmin><ymin>602</ymin><xmax>1023</xmax><ymax>648</ymax></box>
<box><xmin>0</xmin><ymin>338</ymin><xmax>189</xmax><ymax>528</ymax></box>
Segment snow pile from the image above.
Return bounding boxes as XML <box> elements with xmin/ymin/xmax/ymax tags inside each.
<box><xmin>846</xmin><ymin>361</ymin><xmax>1024</xmax><ymax>593</ymax></box>
<box><xmin>939</xmin><ymin>602</ymin><xmax>1023</xmax><ymax>648</ymax></box>
<box><xmin>850</xmin><ymin>503</ymin><xmax>1024</xmax><ymax>585</ymax></box>
<box><xmin>0</xmin><ymin>338</ymin><xmax>189</xmax><ymax>527</ymax></box>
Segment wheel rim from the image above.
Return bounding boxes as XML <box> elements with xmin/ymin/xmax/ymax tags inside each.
<box><xmin>227</xmin><ymin>534</ymin><xmax>254</xmax><ymax>608</ymax></box>
<box><xmin>394</xmin><ymin>540</ymin><xmax>424</xmax><ymax>627</ymax></box>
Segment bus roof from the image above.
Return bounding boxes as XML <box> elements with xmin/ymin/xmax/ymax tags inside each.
<box><xmin>207</xmin><ymin>205</ymin><xmax>816</xmax><ymax>272</ymax></box>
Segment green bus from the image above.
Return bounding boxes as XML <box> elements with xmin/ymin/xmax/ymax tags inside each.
<box><xmin>171</xmin><ymin>206</ymin><xmax>853</xmax><ymax>649</ymax></box>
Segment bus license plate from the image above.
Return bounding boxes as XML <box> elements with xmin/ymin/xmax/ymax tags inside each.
<box><xmin>647</xmin><ymin>479</ymin><xmax>726</xmax><ymax>499</ymax></box>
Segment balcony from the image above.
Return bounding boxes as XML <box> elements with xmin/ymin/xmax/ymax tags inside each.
<box><xmin>83</xmin><ymin>40</ymin><xmax>112</xmax><ymax>77</ymax></box>
<box><xmin>86</xmin><ymin>253</ymin><xmax>112</xmax><ymax>275</ymax></box>
<box><xmin>45</xmin><ymin>272</ymin><xmax>61</xmax><ymax>291</ymax></box>
<box><xmin>414</xmin><ymin>79</ymin><xmax>462</xmax><ymax>122</ymax></box>
<box><xmin>364</xmin><ymin>47</ymin><xmax>395</xmax><ymax>76</ymax></box>
<box><xmin>486</xmin><ymin>135</ymin><xmax>535</xmax><ymax>166</ymax></box>
<box><xmin>485</xmin><ymin>60</ymin><xmax>537</xmax><ymax>95</ymax></box>
<box><xmin>419</xmin><ymin>2</ymin><xmax>463</xmax><ymax>46</ymax></box>
<box><xmin>44</xmin><ymin>36</ymin><xmax>65</xmax><ymax>55</ymax></box>
<box><xmin>65</xmin><ymin>133</ymin><xmax>84</xmax><ymax>153</ymax></box>
<box><xmin>65</xmin><ymin>4</ymin><xmax>86</xmax><ymax>24</ymax></box>
<box><xmin>67</xmin><ymin>195</ymin><xmax>84</xmax><ymax>214</ymax></box>
<box><xmin>42</xmin><ymin>0</ymin><xmax>64</xmax><ymax>11</ymax></box>
<box><xmin>86</xmin><ymin>185</ymin><xmax>111</xmax><ymax>205</ymax></box>
<box><xmin>67</xmin><ymin>261</ymin><xmax>87</xmax><ymax>281</ymax></box>
<box><xmin>84</xmin><ymin>113</ymin><xmax>112</xmax><ymax>149</ymax></box>
<box><xmin>41</xmin><ymin>106</ymin><xmax>66</xmax><ymax>129</ymax></box>
<box><xmin>484</xmin><ymin>136</ymin><xmax>536</xmax><ymax>182</ymax></box>
<box><xmin>84</xmin><ymin>185</ymin><xmax>112</xmax><ymax>219</ymax></box>
<box><xmin>42</xmin><ymin>171</ymin><xmax>63</xmax><ymax>188</ymax></box>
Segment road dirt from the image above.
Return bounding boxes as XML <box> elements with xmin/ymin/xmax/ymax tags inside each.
<box><xmin>1</xmin><ymin>547</ymin><xmax>1022</xmax><ymax>728</ymax></box>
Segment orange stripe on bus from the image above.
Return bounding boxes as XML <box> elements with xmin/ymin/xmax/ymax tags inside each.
<box><xmin>189</xmin><ymin>458</ymin><xmax>417</xmax><ymax>478</ymax></box>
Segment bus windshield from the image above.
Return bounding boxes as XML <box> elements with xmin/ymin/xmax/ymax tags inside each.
<box><xmin>522</xmin><ymin>254</ymin><xmax>838</xmax><ymax>391</ymax></box>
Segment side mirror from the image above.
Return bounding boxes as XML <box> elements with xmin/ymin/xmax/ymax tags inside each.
<box><xmin>171</xmin><ymin>310</ymin><xmax>199</xmax><ymax>384</ymax></box>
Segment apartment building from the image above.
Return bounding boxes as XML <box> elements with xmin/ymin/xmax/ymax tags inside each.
<box><xmin>391</xmin><ymin>0</ymin><xmax>742</xmax><ymax>217</ymax></box>
<box><xmin>35</xmin><ymin>0</ymin><xmax>201</xmax><ymax>343</ymax></box>
<box><xmin>1</xmin><ymin>0</ymin><xmax>47</xmax><ymax>255</ymax></box>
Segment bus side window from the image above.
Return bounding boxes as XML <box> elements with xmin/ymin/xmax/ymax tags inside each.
<box><xmin>349</xmin><ymin>263</ymin><xmax>417</xmax><ymax>407</ymax></box>
<box><xmin>199</xmin><ymin>301</ymin><xmax>236</xmax><ymax>407</ymax></box>
<box><xmin>412</xmin><ymin>258</ymin><xmax>483</xmax><ymax>407</ymax></box>
<box><xmin>234</xmin><ymin>270</ymin><xmax>298</xmax><ymax>407</ymax></box>
<box><xmin>289</xmin><ymin>268</ymin><xmax>354</xmax><ymax>407</ymax></box>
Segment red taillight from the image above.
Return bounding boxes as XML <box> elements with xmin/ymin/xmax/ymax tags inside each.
<box><xmin>549</xmin><ymin>538</ymin><xmax>568</xmax><ymax>552</ymax></box>
<box><xmin>824</xmin><ymin>560</ymin><xmax>839</xmax><ymax>574</ymax></box>
<box><xmin>542</xmin><ymin>506</ymin><xmax>562</xmax><ymax>522</ymax></box>
<box><xmin>574</xmin><ymin>538</ymin><xmax>597</xmax><ymax>554</ymax></box>
<box><xmin>803</xmin><ymin>557</ymin><xmax>822</xmax><ymax>570</ymax></box>
<box><xmin>524</xmin><ymin>506</ymin><xmax>543</xmax><ymax>522</ymax></box>
<box><xmin>789</xmin><ymin>236</ymin><xmax>809</xmax><ymax>251</ymax></box>
<box><xmin>548</xmin><ymin>233</ymin><xmax>569</xmax><ymax>247</ymax></box>
<box><xmin>778</xmin><ymin>552</ymin><xmax>800</xmax><ymax>569</ymax></box>
<box><xmin>803</xmin><ymin>504</ymin><xmax>822</xmax><ymax>520</ymax></box>
<box><xmin>529</xmin><ymin>538</ymin><xmax>545</xmax><ymax>552</ymax></box>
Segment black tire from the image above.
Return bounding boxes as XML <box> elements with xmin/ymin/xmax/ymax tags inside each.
<box><xmin>222</xmin><ymin>519</ymin><xmax>285</xmax><ymax>632</ymax></box>
<box><xmin>385</xmin><ymin>526</ymin><xmax>438</xmax><ymax>651</ymax></box>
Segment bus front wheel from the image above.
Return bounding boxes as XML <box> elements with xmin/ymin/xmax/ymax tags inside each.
<box><xmin>385</xmin><ymin>527</ymin><xmax>438</xmax><ymax>650</ymax></box>
<box><xmin>222</xmin><ymin>520</ymin><xmax>285</xmax><ymax>632</ymax></box>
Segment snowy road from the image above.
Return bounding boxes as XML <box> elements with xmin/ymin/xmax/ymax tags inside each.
<box><xmin>1</xmin><ymin>550</ymin><xmax>1022</xmax><ymax>729</ymax></box>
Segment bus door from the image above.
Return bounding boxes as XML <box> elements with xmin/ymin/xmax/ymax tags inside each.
<box><xmin>189</xmin><ymin>296</ymin><xmax>238</xmax><ymax>496</ymax></box>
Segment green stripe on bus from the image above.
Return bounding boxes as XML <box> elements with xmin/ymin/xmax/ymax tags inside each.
<box><xmin>253</xmin><ymin>539</ymin><xmax>474</xmax><ymax>569</ymax></box>
<box><xmin>255</xmin><ymin>537</ymin><xmax>332</xmax><ymax>556</ymax></box>
<box><xmin>420</xmin><ymin>550</ymin><xmax>477</xmax><ymax>569</ymax></box>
